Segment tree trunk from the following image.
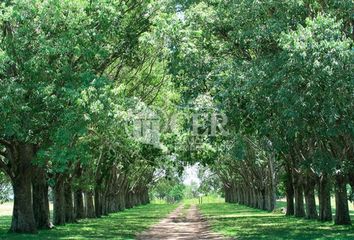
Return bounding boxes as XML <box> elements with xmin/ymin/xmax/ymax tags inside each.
<box><xmin>9</xmin><ymin>143</ymin><xmax>37</xmax><ymax>233</ymax></box>
<box><xmin>304</xmin><ymin>184</ymin><xmax>318</xmax><ymax>219</ymax></box>
<box><xmin>251</xmin><ymin>188</ymin><xmax>257</xmax><ymax>208</ymax></box>
<box><xmin>74</xmin><ymin>190</ymin><xmax>85</xmax><ymax>219</ymax></box>
<box><xmin>284</xmin><ymin>168</ymin><xmax>294</xmax><ymax>216</ymax></box>
<box><xmin>126</xmin><ymin>191</ymin><xmax>133</xmax><ymax>209</ymax></box>
<box><xmin>94</xmin><ymin>188</ymin><xmax>102</xmax><ymax>217</ymax></box>
<box><xmin>224</xmin><ymin>186</ymin><xmax>230</xmax><ymax>203</ymax></box>
<box><xmin>304</xmin><ymin>173</ymin><xmax>318</xmax><ymax>219</ymax></box>
<box><xmin>142</xmin><ymin>188</ymin><xmax>150</xmax><ymax>204</ymax></box>
<box><xmin>334</xmin><ymin>174</ymin><xmax>351</xmax><ymax>225</ymax></box>
<box><xmin>135</xmin><ymin>191</ymin><xmax>141</xmax><ymax>206</ymax></box>
<box><xmin>267</xmin><ymin>185</ymin><xmax>276</xmax><ymax>211</ymax></box>
<box><xmin>318</xmin><ymin>173</ymin><xmax>332</xmax><ymax>221</ymax></box>
<box><xmin>64</xmin><ymin>182</ymin><xmax>75</xmax><ymax>223</ymax></box>
<box><xmin>236</xmin><ymin>186</ymin><xmax>241</xmax><ymax>203</ymax></box>
<box><xmin>73</xmin><ymin>163</ymin><xmax>86</xmax><ymax>219</ymax></box>
<box><xmin>260</xmin><ymin>189</ymin><xmax>266</xmax><ymax>210</ymax></box>
<box><xmin>102</xmin><ymin>193</ymin><xmax>108</xmax><ymax>215</ymax></box>
<box><xmin>240</xmin><ymin>187</ymin><xmax>245</xmax><ymax>205</ymax></box>
<box><xmin>293</xmin><ymin>175</ymin><xmax>305</xmax><ymax>217</ymax></box>
<box><xmin>267</xmin><ymin>152</ymin><xmax>277</xmax><ymax>211</ymax></box>
<box><xmin>257</xmin><ymin>191</ymin><xmax>262</xmax><ymax>209</ymax></box>
<box><xmin>53</xmin><ymin>177</ymin><xmax>66</xmax><ymax>225</ymax></box>
<box><xmin>118</xmin><ymin>188</ymin><xmax>126</xmax><ymax>211</ymax></box>
<box><xmin>32</xmin><ymin>167</ymin><xmax>51</xmax><ymax>229</ymax></box>
<box><xmin>85</xmin><ymin>191</ymin><xmax>95</xmax><ymax>218</ymax></box>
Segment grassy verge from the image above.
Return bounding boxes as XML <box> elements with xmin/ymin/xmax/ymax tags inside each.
<box><xmin>0</xmin><ymin>203</ymin><xmax>177</xmax><ymax>240</ymax></box>
<box><xmin>199</xmin><ymin>203</ymin><xmax>354</xmax><ymax>240</ymax></box>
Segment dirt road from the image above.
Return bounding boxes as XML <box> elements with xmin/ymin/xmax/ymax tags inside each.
<box><xmin>137</xmin><ymin>204</ymin><xmax>230</xmax><ymax>240</ymax></box>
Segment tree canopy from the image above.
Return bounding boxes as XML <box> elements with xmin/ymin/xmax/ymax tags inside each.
<box><xmin>0</xmin><ymin>0</ymin><xmax>353</xmax><ymax>234</ymax></box>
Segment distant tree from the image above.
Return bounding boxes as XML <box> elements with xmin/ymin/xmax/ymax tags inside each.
<box><xmin>184</xmin><ymin>181</ymin><xmax>199</xmax><ymax>199</ymax></box>
<box><xmin>198</xmin><ymin>166</ymin><xmax>222</xmax><ymax>196</ymax></box>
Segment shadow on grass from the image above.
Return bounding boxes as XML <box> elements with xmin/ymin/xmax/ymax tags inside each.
<box><xmin>0</xmin><ymin>204</ymin><xmax>177</xmax><ymax>240</ymax></box>
<box><xmin>200</xmin><ymin>203</ymin><xmax>354</xmax><ymax>240</ymax></box>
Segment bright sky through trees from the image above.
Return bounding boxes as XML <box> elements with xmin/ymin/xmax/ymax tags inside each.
<box><xmin>183</xmin><ymin>165</ymin><xmax>201</xmax><ymax>186</ymax></box>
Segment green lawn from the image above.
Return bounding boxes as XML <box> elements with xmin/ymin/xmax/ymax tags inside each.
<box><xmin>0</xmin><ymin>203</ymin><xmax>177</xmax><ymax>240</ymax></box>
<box><xmin>199</xmin><ymin>203</ymin><xmax>354</xmax><ymax>240</ymax></box>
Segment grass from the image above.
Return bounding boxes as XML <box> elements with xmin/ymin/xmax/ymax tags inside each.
<box><xmin>199</xmin><ymin>202</ymin><xmax>354</xmax><ymax>240</ymax></box>
<box><xmin>0</xmin><ymin>203</ymin><xmax>177</xmax><ymax>240</ymax></box>
<box><xmin>150</xmin><ymin>198</ymin><xmax>168</xmax><ymax>204</ymax></box>
<box><xmin>182</xmin><ymin>195</ymin><xmax>225</xmax><ymax>205</ymax></box>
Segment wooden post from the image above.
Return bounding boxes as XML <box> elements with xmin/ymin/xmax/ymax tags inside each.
<box><xmin>198</xmin><ymin>196</ymin><xmax>203</xmax><ymax>204</ymax></box>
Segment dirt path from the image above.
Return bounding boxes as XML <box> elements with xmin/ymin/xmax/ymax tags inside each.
<box><xmin>137</xmin><ymin>204</ymin><xmax>230</xmax><ymax>240</ymax></box>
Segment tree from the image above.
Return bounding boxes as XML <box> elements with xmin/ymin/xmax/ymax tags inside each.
<box><xmin>167</xmin><ymin>0</ymin><xmax>353</xmax><ymax>224</ymax></box>
<box><xmin>0</xmin><ymin>0</ymin><xmax>170</xmax><ymax>232</ymax></box>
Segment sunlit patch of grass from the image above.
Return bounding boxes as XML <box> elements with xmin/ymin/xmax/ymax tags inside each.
<box><xmin>0</xmin><ymin>203</ymin><xmax>177</xmax><ymax>240</ymax></box>
<box><xmin>199</xmin><ymin>203</ymin><xmax>354</xmax><ymax>240</ymax></box>
<box><xmin>150</xmin><ymin>198</ymin><xmax>168</xmax><ymax>204</ymax></box>
<box><xmin>182</xmin><ymin>195</ymin><xmax>224</xmax><ymax>205</ymax></box>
